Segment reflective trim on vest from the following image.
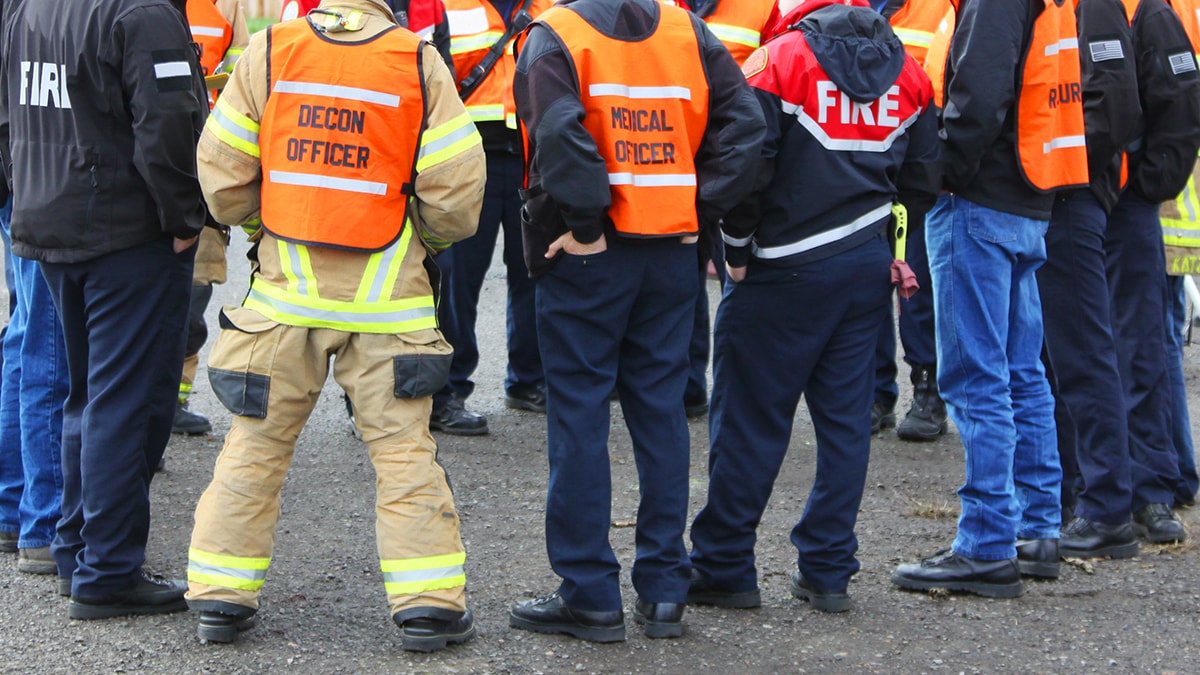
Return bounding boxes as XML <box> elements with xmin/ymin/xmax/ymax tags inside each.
<box><xmin>1044</xmin><ymin>37</ymin><xmax>1079</xmax><ymax>56</ymax></box>
<box><xmin>272</xmin><ymin>79</ymin><xmax>401</xmax><ymax>107</ymax></box>
<box><xmin>466</xmin><ymin>103</ymin><xmax>505</xmax><ymax>122</ymax></box>
<box><xmin>706</xmin><ymin>22</ymin><xmax>761</xmax><ymax>49</ymax></box>
<box><xmin>416</xmin><ymin>112</ymin><xmax>482</xmax><ymax>172</ymax></box>
<box><xmin>1043</xmin><ymin>134</ymin><xmax>1086</xmax><ymax>154</ymax></box>
<box><xmin>269</xmin><ymin>170</ymin><xmax>388</xmax><ymax>196</ymax></box>
<box><xmin>892</xmin><ymin>26</ymin><xmax>933</xmax><ymax>50</ymax></box>
<box><xmin>588</xmin><ymin>84</ymin><xmax>692</xmax><ymax>100</ymax></box>
<box><xmin>208</xmin><ymin>96</ymin><xmax>261</xmax><ymax>157</ymax></box>
<box><xmin>609</xmin><ymin>172</ymin><xmax>696</xmax><ymax>187</ymax></box>
<box><xmin>450</xmin><ymin>30</ymin><xmax>506</xmax><ymax>54</ymax></box>
<box><xmin>380</xmin><ymin>551</ymin><xmax>466</xmax><ymax>595</ymax></box>
<box><xmin>187</xmin><ymin>548</ymin><xmax>270</xmax><ymax>592</ymax></box>
<box><xmin>192</xmin><ymin>26</ymin><xmax>226</xmax><ymax>38</ymax></box>
<box><xmin>752</xmin><ymin>202</ymin><xmax>892</xmax><ymax>260</ymax></box>
<box><xmin>782</xmin><ymin>99</ymin><xmax>922</xmax><ymax>153</ymax></box>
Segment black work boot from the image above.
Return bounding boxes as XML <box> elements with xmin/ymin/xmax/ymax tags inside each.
<box><xmin>871</xmin><ymin>399</ymin><xmax>896</xmax><ymax>435</ymax></box>
<box><xmin>395</xmin><ymin>608</ymin><xmax>477</xmax><ymax>652</ymax></box>
<box><xmin>193</xmin><ymin>600</ymin><xmax>259</xmax><ymax>644</ymax></box>
<box><xmin>897</xmin><ymin>366</ymin><xmax>947</xmax><ymax>442</ymax></box>
<box><xmin>172</xmin><ymin>399</ymin><xmax>212</xmax><ymax>435</ymax></box>
<box><xmin>430</xmin><ymin>394</ymin><xmax>488</xmax><ymax>436</ymax></box>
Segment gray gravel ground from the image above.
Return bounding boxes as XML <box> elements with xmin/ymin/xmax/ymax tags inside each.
<box><xmin>2</xmin><ymin>239</ymin><xmax>1199</xmax><ymax>674</ymax></box>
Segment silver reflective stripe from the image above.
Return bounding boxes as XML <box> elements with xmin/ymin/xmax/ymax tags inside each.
<box><xmin>270</xmin><ymin>170</ymin><xmax>387</xmax><ymax>196</ymax></box>
<box><xmin>1185</xmin><ymin>182</ymin><xmax>1197</xmax><ymax>222</ymax></box>
<box><xmin>191</xmin><ymin>26</ymin><xmax>226</xmax><ymax>38</ymax></box>
<box><xmin>589</xmin><ymin>84</ymin><xmax>692</xmax><ymax>100</ymax></box>
<box><xmin>246</xmin><ymin>287</ymin><xmax>437</xmax><ymax>325</ymax></box>
<box><xmin>211</xmin><ymin>105</ymin><xmax>258</xmax><ymax>146</ymax></box>
<box><xmin>722</xmin><ymin>231</ymin><xmax>753</xmax><ymax>247</ymax></box>
<box><xmin>285</xmin><ymin>242</ymin><xmax>311</xmax><ymax>296</ymax></box>
<box><xmin>154</xmin><ymin>61</ymin><xmax>191</xmax><ymax>79</ymax></box>
<box><xmin>752</xmin><ymin>202</ymin><xmax>892</xmax><ymax>260</ymax></box>
<box><xmin>273</xmin><ymin>79</ymin><xmax>400</xmax><ymax>107</ymax></box>
<box><xmin>417</xmin><ymin>123</ymin><xmax>478</xmax><ymax>162</ymax></box>
<box><xmin>364</xmin><ymin>242</ymin><xmax>403</xmax><ymax>303</ymax></box>
<box><xmin>1164</xmin><ymin>226</ymin><xmax>1199</xmax><ymax>239</ymax></box>
<box><xmin>1042</xmin><ymin>135</ymin><xmax>1086</xmax><ymax>154</ymax></box>
<box><xmin>784</xmin><ymin>99</ymin><xmax>922</xmax><ymax>153</ymax></box>
<box><xmin>1044</xmin><ymin>38</ymin><xmax>1079</xmax><ymax>56</ymax></box>
<box><xmin>382</xmin><ymin>564</ymin><xmax>464</xmax><ymax>584</ymax></box>
<box><xmin>608</xmin><ymin>173</ymin><xmax>696</xmax><ymax>187</ymax></box>
<box><xmin>188</xmin><ymin>560</ymin><xmax>267</xmax><ymax>582</ymax></box>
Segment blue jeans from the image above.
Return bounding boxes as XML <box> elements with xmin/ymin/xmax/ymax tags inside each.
<box><xmin>1167</xmin><ymin>276</ymin><xmax>1198</xmax><ymax>505</ymax></box>
<box><xmin>0</xmin><ymin>199</ymin><xmax>67</xmax><ymax>548</ymax></box>
<box><xmin>926</xmin><ymin>196</ymin><xmax>1061</xmax><ymax>561</ymax></box>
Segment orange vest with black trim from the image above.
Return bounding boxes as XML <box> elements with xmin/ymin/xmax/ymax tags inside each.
<box><xmin>187</xmin><ymin>0</ymin><xmax>233</xmax><ymax>108</ymax></box>
<box><xmin>445</xmin><ymin>0</ymin><xmax>552</xmax><ymax>125</ymax></box>
<box><xmin>702</xmin><ymin>0</ymin><xmax>778</xmax><ymax>65</ymax></box>
<box><xmin>532</xmin><ymin>4</ymin><xmax>711</xmax><ymax>237</ymax></box>
<box><xmin>1166</xmin><ymin>0</ymin><xmax>1200</xmax><ymax>53</ymax></box>
<box><xmin>922</xmin><ymin>7</ymin><xmax>953</xmax><ymax>107</ymax></box>
<box><xmin>1015</xmin><ymin>0</ymin><xmax>1088</xmax><ymax>192</ymax></box>
<box><xmin>888</xmin><ymin>0</ymin><xmax>949</xmax><ymax>65</ymax></box>
<box><xmin>259</xmin><ymin>19</ymin><xmax>426</xmax><ymax>252</ymax></box>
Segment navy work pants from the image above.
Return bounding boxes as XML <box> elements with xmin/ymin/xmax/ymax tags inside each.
<box><xmin>873</xmin><ymin>200</ymin><xmax>935</xmax><ymax>406</ymax></box>
<box><xmin>537</xmin><ymin>237</ymin><xmax>695</xmax><ymax>611</ymax></box>
<box><xmin>691</xmin><ymin>236</ymin><xmax>891</xmax><ymax>593</ymax></box>
<box><xmin>41</xmin><ymin>237</ymin><xmax>193</xmax><ymax>599</ymax></box>
<box><xmin>435</xmin><ymin>152</ymin><xmax>541</xmax><ymax>403</ymax></box>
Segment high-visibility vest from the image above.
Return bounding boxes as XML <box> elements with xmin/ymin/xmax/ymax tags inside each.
<box><xmin>188</xmin><ymin>0</ymin><xmax>234</xmax><ymax>108</ymax></box>
<box><xmin>1162</xmin><ymin>0</ymin><xmax>1200</xmax><ymax>268</ymax></box>
<box><xmin>1015</xmin><ymin>0</ymin><xmax>1088</xmax><ymax>192</ymax></box>
<box><xmin>922</xmin><ymin>7</ymin><xmax>953</xmax><ymax>107</ymax></box>
<box><xmin>888</xmin><ymin>0</ymin><xmax>949</xmax><ymax>65</ymax></box>
<box><xmin>259</xmin><ymin>19</ymin><xmax>425</xmax><ymax>252</ymax></box>
<box><xmin>703</xmin><ymin>0</ymin><xmax>777</xmax><ymax>66</ymax></box>
<box><xmin>445</xmin><ymin>0</ymin><xmax>551</xmax><ymax>126</ymax></box>
<box><xmin>528</xmin><ymin>4</ymin><xmax>711</xmax><ymax>237</ymax></box>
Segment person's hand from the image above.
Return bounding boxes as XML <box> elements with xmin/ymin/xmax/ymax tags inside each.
<box><xmin>726</xmin><ymin>263</ymin><xmax>746</xmax><ymax>283</ymax></box>
<box><xmin>681</xmin><ymin>235</ymin><xmax>699</xmax><ymax>245</ymax></box>
<box><xmin>174</xmin><ymin>236</ymin><xmax>198</xmax><ymax>253</ymax></box>
<box><xmin>546</xmin><ymin>231</ymin><xmax>607</xmax><ymax>258</ymax></box>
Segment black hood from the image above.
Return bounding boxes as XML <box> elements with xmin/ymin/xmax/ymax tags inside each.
<box><xmin>795</xmin><ymin>4</ymin><xmax>906</xmax><ymax>103</ymax></box>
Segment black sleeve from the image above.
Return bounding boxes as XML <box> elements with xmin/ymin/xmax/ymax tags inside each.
<box><xmin>1077</xmin><ymin>0</ymin><xmax>1141</xmax><ymax>194</ymax></box>
<box><xmin>939</xmin><ymin>0</ymin><xmax>1030</xmax><ymax>191</ymax></box>
<box><xmin>1130</xmin><ymin>0</ymin><xmax>1200</xmax><ymax>202</ymax></box>
<box><xmin>692</xmin><ymin>15</ymin><xmax>766</xmax><ymax>233</ymax></box>
<box><xmin>513</xmin><ymin>24</ymin><xmax>611</xmax><ymax>244</ymax></box>
<box><xmin>0</xmin><ymin>0</ymin><xmax>11</xmax><ymax>196</ymax></box>
<box><xmin>431</xmin><ymin>8</ymin><xmax>455</xmax><ymax>72</ymax></box>
<box><xmin>116</xmin><ymin>5</ymin><xmax>208</xmax><ymax>239</ymax></box>
<box><xmin>896</xmin><ymin>103</ymin><xmax>942</xmax><ymax>211</ymax></box>
<box><xmin>720</xmin><ymin>85</ymin><xmax>780</xmax><ymax>268</ymax></box>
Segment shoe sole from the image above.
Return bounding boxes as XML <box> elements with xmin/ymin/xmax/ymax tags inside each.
<box><xmin>1017</xmin><ymin>560</ymin><xmax>1060</xmax><ymax>579</ymax></box>
<box><xmin>197</xmin><ymin>616</ymin><xmax>258</xmax><ymax>644</ymax></box>
<box><xmin>685</xmin><ymin>405</ymin><xmax>708</xmax><ymax>420</ymax></box>
<box><xmin>632</xmin><ymin>609</ymin><xmax>683</xmax><ymax>639</ymax></box>
<box><xmin>1059</xmin><ymin>541</ymin><xmax>1140</xmax><ymax>559</ymax></box>
<box><xmin>871</xmin><ymin>414</ymin><xmax>897</xmax><ymax>435</ymax></box>
<box><xmin>790</xmin><ymin>579</ymin><xmax>852</xmax><ymax>613</ymax></box>
<box><xmin>428</xmin><ymin>422</ymin><xmax>489</xmax><ymax>437</ymax></box>
<box><xmin>401</xmin><ymin>623</ymin><xmax>477</xmax><ymax>652</ymax></box>
<box><xmin>172</xmin><ymin>425</ymin><xmax>212</xmax><ymax>435</ymax></box>
<box><xmin>685</xmin><ymin>588</ymin><xmax>761</xmax><ymax>609</ymax></box>
<box><xmin>1133</xmin><ymin>523</ymin><xmax>1187</xmax><ymax>544</ymax></box>
<box><xmin>896</xmin><ymin>421</ymin><xmax>948</xmax><ymax>442</ymax></box>
<box><xmin>58</xmin><ymin>578</ymin><xmax>71</xmax><ymax>597</ymax></box>
<box><xmin>0</xmin><ymin>542</ymin><xmax>16</xmax><ymax>554</ymax></box>
<box><xmin>17</xmin><ymin>560</ymin><xmax>58</xmax><ymax>575</ymax></box>
<box><xmin>68</xmin><ymin>598</ymin><xmax>188</xmax><ymax>620</ymax></box>
<box><xmin>508</xmin><ymin>613</ymin><xmax>626</xmax><ymax>643</ymax></box>
<box><xmin>504</xmin><ymin>397</ymin><xmax>546</xmax><ymax>413</ymax></box>
<box><xmin>891</xmin><ymin>575</ymin><xmax>1023</xmax><ymax>599</ymax></box>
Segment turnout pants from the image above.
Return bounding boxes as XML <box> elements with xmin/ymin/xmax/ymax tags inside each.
<box><xmin>536</xmin><ymin>237</ymin><xmax>695</xmax><ymax>611</ymax></box>
<box><xmin>187</xmin><ymin>309</ymin><xmax>467</xmax><ymax>621</ymax></box>
<box><xmin>690</xmin><ymin>236</ymin><xmax>891</xmax><ymax>594</ymax></box>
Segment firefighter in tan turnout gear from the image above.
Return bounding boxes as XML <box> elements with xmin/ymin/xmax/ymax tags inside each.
<box><xmin>185</xmin><ymin>0</ymin><xmax>487</xmax><ymax>652</ymax></box>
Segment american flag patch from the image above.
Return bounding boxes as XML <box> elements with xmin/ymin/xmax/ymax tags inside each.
<box><xmin>1169</xmin><ymin>51</ymin><xmax>1198</xmax><ymax>76</ymax></box>
<box><xmin>1088</xmin><ymin>40</ymin><xmax>1124</xmax><ymax>63</ymax></box>
<box><xmin>152</xmin><ymin>49</ymin><xmax>195</xmax><ymax>92</ymax></box>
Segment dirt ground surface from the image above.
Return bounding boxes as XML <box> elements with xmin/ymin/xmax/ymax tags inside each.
<box><xmin>2</xmin><ymin>239</ymin><xmax>1199</xmax><ymax>674</ymax></box>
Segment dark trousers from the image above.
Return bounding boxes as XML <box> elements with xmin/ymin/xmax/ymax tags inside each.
<box><xmin>435</xmin><ymin>152</ymin><xmax>540</xmax><ymax>403</ymax></box>
<box><xmin>1107</xmin><ymin>191</ymin><xmax>1181</xmax><ymax>510</ymax></box>
<box><xmin>537</xmin><ymin>237</ymin><xmax>695</xmax><ymax>611</ymax></box>
<box><xmin>41</xmin><ymin>237</ymin><xmax>193</xmax><ymax>598</ymax></box>
<box><xmin>691</xmin><ymin>236</ymin><xmax>891</xmax><ymax>593</ymax></box>
<box><xmin>185</xmin><ymin>283</ymin><xmax>214</xmax><ymax>359</ymax></box>
<box><xmin>1039</xmin><ymin>191</ymin><xmax>1131</xmax><ymax>522</ymax></box>
<box><xmin>687</xmin><ymin>237</ymin><xmax>725</xmax><ymax>404</ymax></box>
<box><xmin>874</xmin><ymin>201</ymin><xmax>935</xmax><ymax>405</ymax></box>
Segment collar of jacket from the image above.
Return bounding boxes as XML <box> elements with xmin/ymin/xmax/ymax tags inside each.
<box><xmin>777</xmin><ymin>0</ymin><xmax>870</xmax><ymax>29</ymax></box>
<box><xmin>315</xmin><ymin>0</ymin><xmax>398</xmax><ymax>24</ymax></box>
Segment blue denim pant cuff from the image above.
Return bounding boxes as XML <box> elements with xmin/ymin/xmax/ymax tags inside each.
<box><xmin>1016</xmin><ymin>530</ymin><xmax>1059</xmax><ymax>541</ymax></box>
<box><xmin>952</xmin><ymin>544</ymin><xmax>1016</xmax><ymax>562</ymax></box>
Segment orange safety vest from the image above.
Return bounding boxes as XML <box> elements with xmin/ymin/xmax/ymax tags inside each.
<box><xmin>445</xmin><ymin>0</ymin><xmax>552</xmax><ymax>125</ymax></box>
<box><xmin>888</xmin><ymin>0</ymin><xmax>950</xmax><ymax>65</ymax></box>
<box><xmin>187</xmin><ymin>0</ymin><xmax>233</xmax><ymax>108</ymax></box>
<box><xmin>1015</xmin><ymin>0</ymin><xmax>1088</xmax><ymax>192</ymax></box>
<box><xmin>258</xmin><ymin>20</ymin><xmax>426</xmax><ymax>252</ymax></box>
<box><xmin>922</xmin><ymin>7</ymin><xmax>953</xmax><ymax>107</ymax></box>
<box><xmin>702</xmin><ymin>0</ymin><xmax>778</xmax><ymax>66</ymax></box>
<box><xmin>1166</xmin><ymin>0</ymin><xmax>1200</xmax><ymax>53</ymax></box>
<box><xmin>529</xmin><ymin>4</ymin><xmax>711</xmax><ymax>237</ymax></box>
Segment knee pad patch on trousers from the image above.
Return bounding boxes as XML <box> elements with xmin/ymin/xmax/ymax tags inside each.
<box><xmin>394</xmin><ymin>352</ymin><xmax>451</xmax><ymax>399</ymax></box>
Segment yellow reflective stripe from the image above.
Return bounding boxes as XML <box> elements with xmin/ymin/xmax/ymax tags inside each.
<box><xmin>244</xmin><ymin>281</ymin><xmax>437</xmax><ymax>333</ymax></box>
<box><xmin>450</xmin><ymin>31</ymin><xmax>505</xmax><ymax>55</ymax></box>
<box><xmin>188</xmin><ymin>547</ymin><xmax>270</xmax><ymax>591</ymax></box>
<box><xmin>378</xmin><ymin>224</ymin><xmax>412</xmax><ymax>301</ymax></box>
<box><xmin>707</xmin><ymin>23</ymin><xmax>761</xmax><ymax>49</ymax></box>
<box><xmin>381</xmin><ymin>551</ymin><xmax>466</xmax><ymax>593</ymax></box>
<box><xmin>381</xmin><ymin>551</ymin><xmax>465</xmax><ymax>572</ymax></box>
<box><xmin>221</xmin><ymin>48</ymin><xmax>244</xmax><ymax>73</ymax></box>
<box><xmin>207</xmin><ymin>97</ymin><xmax>260</xmax><ymax>157</ymax></box>
<box><xmin>189</xmin><ymin>547</ymin><xmax>271</xmax><ymax>569</ymax></box>
<box><xmin>466</xmin><ymin>104</ymin><xmax>504</xmax><ymax>122</ymax></box>
<box><xmin>416</xmin><ymin>112</ymin><xmax>481</xmax><ymax>172</ymax></box>
<box><xmin>893</xmin><ymin>27</ymin><xmax>934</xmax><ymax>49</ymax></box>
<box><xmin>277</xmin><ymin>240</ymin><xmax>318</xmax><ymax>298</ymax></box>
<box><xmin>384</xmin><ymin>574</ymin><xmax>467</xmax><ymax>595</ymax></box>
<box><xmin>188</xmin><ymin>570</ymin><xmax>266</xmax><ymax>591</ymax></box>
<box><xmin>352</xmin><ymin>224</ymin><xmax>411</xmax><ymax>304</ymax></box>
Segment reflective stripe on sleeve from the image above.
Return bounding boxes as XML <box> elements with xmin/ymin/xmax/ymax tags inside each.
<box><xmin>722</xmin><ymin>231</ymin><xmax>753</xmax><ymax>247</ymax></box>
<box><xmin>416</xmin><ymin>112</ymin><xmax>481</xmax><ymax>172</ymax></box>
<box><xmin>465</xmin><ymin>103</ymin><xmax>505</xmax><ymax>123</ymax></box>
<box><xmin>706</xmin><ymin>23</ymin><xmax>761</xmax><ymax>49</ymax></box>
<box><xmin>207</xmin><ymin>97</ymin><xmax>261</xmax><ymax>157</ymax></box>
<box><xmin>381</xmin><ymin>552</ymin><xmax>466</xmax><ymax>595</ymax></box>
